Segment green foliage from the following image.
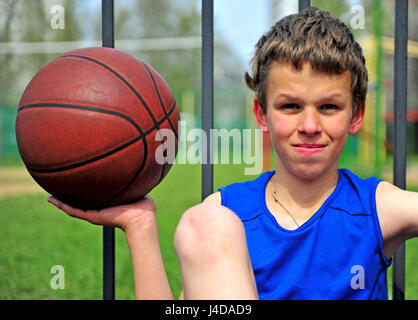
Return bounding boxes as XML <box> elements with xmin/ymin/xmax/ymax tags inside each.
<box><xmin>311</xmin><ymin>0</ymin><xmax>350</xmax><ymax>19</ymax></box>
<box><xmin>0</xmin><ymin>0</ymin><xmax>83</xmax><ymax>104</ymax></box>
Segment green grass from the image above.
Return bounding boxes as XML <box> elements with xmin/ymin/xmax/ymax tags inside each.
<box><xmin>0</xmin><ymin>162</ymin><xmax>417</xmax><ymax>299</ymax></box>
<box><xmin>0</xmin><ymin>163</ymin><xmax>252</xmax><ymax>300</ymax></box>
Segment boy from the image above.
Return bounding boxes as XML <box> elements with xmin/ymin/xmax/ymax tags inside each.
<box><xmin>48</xmin><ymin>7</ymin><xmax>418</xmax><ymax>299</ymax></box>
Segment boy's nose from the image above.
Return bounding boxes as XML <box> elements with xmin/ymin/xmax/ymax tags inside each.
<box><xmin>297</xmin><ymin>109</ymin><xmax>322</xmax><ymax>136</ymax></box>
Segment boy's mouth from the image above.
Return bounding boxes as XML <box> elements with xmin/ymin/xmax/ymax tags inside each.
<box><xmin>291</xmin><ymin>143</ymin><xmax>328</xmax><ymax>156</ymax></box>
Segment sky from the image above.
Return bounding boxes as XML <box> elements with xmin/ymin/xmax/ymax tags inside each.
<box><xmin>213</xmin><ymin>0</ymin><xmax>273</xmax><ymax>65</ymax></box>
<box><xmin>80</xmin><ymin>0</ymin><xmax>334</xmax><ymax>66</ymax></box>
<box><xmin>79</xmin><ymin>0</ymin><xmax>274</xmax><ymax>66</ymax></box>
<box><xmin>212</xmin><ymin>0</ymin><xmax>361</xmax><ymax>65</ymax></box>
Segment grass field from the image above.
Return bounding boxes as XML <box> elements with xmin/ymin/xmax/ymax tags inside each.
<box><xmin>0</xmin><ymin>161</ymin><xmax>417</xmax><ymax>299</ymax></box>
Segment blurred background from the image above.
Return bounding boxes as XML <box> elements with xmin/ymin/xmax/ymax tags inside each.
<box><xmin>0</xmin><ymin>0</ymin><xmax>417</xmax><ymax>299</ymax></box>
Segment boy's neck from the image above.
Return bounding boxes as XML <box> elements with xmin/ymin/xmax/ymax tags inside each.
<box><xmin>271</xmin><ymin>161</ymin><xmax>339</xmax><ymax>211</ymax></box>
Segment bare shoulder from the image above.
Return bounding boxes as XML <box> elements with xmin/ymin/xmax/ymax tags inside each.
<box><xmin>376</xmin><ymin>180</ymin><xmax>418</xmax><ymax>256</ymax></box>
<box><xmin>375</xmin><ymin>180</ymin><xmax>403</xmax><ymax>204</ymax></box>
<box><xmin>202</xmin><ymin>191</ymin><xmax>222</xmax><ymax>205</ymax></box>
<box><xmin>376</xmin><ymin>180</ymin><xmax>417</xmax><ymax>221</ymax></box>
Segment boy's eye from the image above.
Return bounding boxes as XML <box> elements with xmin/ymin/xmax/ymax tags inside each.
<box><xmin>280</xmin><ymin>103</ymin><xmax>300</xmax><ymax>110</ymax></box>
<box><xmin>320</xmin><ymin>104</ymin><xmax>339</xmax><ymax>110</ymax></box>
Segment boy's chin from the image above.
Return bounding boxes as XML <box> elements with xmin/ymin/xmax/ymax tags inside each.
<box><xmin>287</xmin><ymin>163</ymin><xmax>337</xmax><ymax>182</ymax></box>
<box><xmin>294</xmin><ymin>170</ymin><xmax>323</xmax><ymax>181</ymax></box>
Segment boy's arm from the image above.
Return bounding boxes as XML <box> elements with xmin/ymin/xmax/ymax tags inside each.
<box><xmin>48</xmin><ymin>196</ymin><xmax>173</xmax><ymax>299</ymax></box>
<box><xmin>124</xmin><ymin>215</ymin><xmax>173</xmax><ymax>299</ymax></box>
<box><xmin>376</xmin><ymin>181</ymin><xmax>418</xmax><ymax>259</ymax></box>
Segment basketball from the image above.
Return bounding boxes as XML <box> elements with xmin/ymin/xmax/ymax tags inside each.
<box><xmin>15</xmin><ymin>47</ymin><xmax>180</xmax><ymax>209</ymax></box>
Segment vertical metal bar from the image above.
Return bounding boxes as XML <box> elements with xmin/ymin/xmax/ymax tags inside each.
<box><xmin>392</xmin><ymin>0</ymin><xmax>408</xmax><ymax>301</ymax></box>
<box><xmin>201</xmin><ymin>0</ymin><xmax>214</xmax><ymax>200</ymax></box>
<box><xmin>298</xmin><ymin>0</ymin><xmax>311</xmax><ymax>12</ymax></box>
<box><xmin>101</xmin><ymin>0</ymin><xmax>115</xmax><ymax>301</ymax></box>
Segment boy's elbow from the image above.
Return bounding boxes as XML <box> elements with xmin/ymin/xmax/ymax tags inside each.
<box><xmin>202</xmin><ymin>191</ymin><xmax>221</xmax><ymax>205</ymax></box>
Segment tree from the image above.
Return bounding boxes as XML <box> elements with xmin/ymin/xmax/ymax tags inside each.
<box><xmin>112</xmin><ymin>0</ymin><xmax>247</xmax><ymax>120</ymax></box>
<box><xmin>0</xmin><ymin>0</ymin><xmax>82</xmax><ymax>105</ymax></box>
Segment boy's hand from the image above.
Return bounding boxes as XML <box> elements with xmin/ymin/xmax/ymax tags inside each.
<box><xmin>47</xmin><ymin>195</ymin><xmax>156</xmax><ymax>233</ymax></box>
<box><xmin>48</xmin><ymin>195</ymin><xmax>173</xmax><ymax>299</ymax></box>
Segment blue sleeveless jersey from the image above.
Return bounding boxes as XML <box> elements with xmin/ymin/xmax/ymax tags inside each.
<box><xmin>218</xmin><ymin>169</ymin><xmax>391</xmax><ymax>300</ymax></box>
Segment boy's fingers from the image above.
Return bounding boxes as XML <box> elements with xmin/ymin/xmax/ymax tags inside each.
<box><xmin>47</xmin><ymin>196</ymin><xmax>63</xmax><ymax>209</ymax></box>
<box><xmin>47</xmin><ymin>195</ymin><xmax>155</xmax><ymax>228</ymax></box>
<box><xmin>47</xmin><ymin>196</ymin><xmax>88</xmax><ymax>220</ymax></box>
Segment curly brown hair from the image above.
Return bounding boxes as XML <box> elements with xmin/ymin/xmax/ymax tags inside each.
<box><xmin>245</xmin><ymin>7</ymin><xmax>368</xmax><ymax>117</ymax></box>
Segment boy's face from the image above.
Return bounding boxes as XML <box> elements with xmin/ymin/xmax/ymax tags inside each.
<box><xmin>254</xmin><ymin>61</ymin><xmax>364</xmax><ymax>180</ymax></box>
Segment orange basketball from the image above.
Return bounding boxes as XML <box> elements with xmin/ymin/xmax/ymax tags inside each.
<box><xmin>16</xmin><ymin>47</ymin><xmax>180</xmax><ymax>209</ymax></box>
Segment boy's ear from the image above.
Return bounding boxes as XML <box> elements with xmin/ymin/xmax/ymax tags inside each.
<box><xmin>348</xmin><ymin>102</ymin><xmax>365</xmax><ymax>135</ymax></box>
<box><xmin>253</xmin><ymin>98</ymin><xmax>269</xmax><ymax>132</ymax></box>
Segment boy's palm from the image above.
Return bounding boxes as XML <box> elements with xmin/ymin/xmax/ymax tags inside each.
<box><xmin>47</xmin><ymin>195</ymin><xmax>156</xmax><ymax>231</ymax></box>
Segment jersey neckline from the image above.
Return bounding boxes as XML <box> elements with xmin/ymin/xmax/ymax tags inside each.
<box><xmin>259</xmin><ymin>169</ymin><xmax>344</xmax><ymax>233</ymax></box>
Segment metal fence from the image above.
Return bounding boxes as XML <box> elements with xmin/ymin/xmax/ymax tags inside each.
<box><xmin>101</xmin><ymin>0</ymin><xmax>408</xmax><ymax>300</ymax></box>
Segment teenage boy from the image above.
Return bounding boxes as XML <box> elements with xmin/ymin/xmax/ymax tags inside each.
<box><xmin>48</xmin><ymin>7</ymin><xmax>418</xmax><ymax>299</ymax></box>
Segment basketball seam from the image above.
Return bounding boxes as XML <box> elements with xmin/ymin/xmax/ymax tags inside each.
<box><xmin>18</xmin><ymin>103</ymin><xmax>146</xmax><ymax>173</ymax></box>
<box><xmin>98</xmin><ymin>102</ymin><xmax>178</xmax><ymax>208</ymax></box>
<box><xmin>140</xmin><ymin>61</ymin><xmax>178</xmax><ymax>139</ymax></box>
<box><xmin>21</xmin><ymin>106</ymin><xmax>149</xmax><ymax>208</ymax></box>
<box><xmin>19</xmin><ymin>103</ymin><xmax>144</xmax><ymax>134</ymax></box>
<box><xmin>58</xmin><ymin>54</ymin><xmax>178</xmax><ymax>140</ymax></box>
<box><xmin>27</xmin><ymin>136</ymin><xmax>142</xmax><ymax>173</ymax></box>
<box><xmin>59</xmin><ymin>54</ymin><xmax>169</xmax><ymax>132</ymax></box>
<box><xmin>18</xmin><ymin>102</ymin><xmax>177</xmax><ymax>172</ymax></box>
<box><xmin>19</xmin><ymin>101</ymin><xmax>177</xmax><ymax>141</ymax></box>
<box><xmin>155</xmin><ymin>100</ymin><xmax>177</xmax><ymax>186</ymax></box>
<box><xmin>58</xmin><ymin>54</ymin><xmax>175</xmax><ymax>194</ymax></box>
